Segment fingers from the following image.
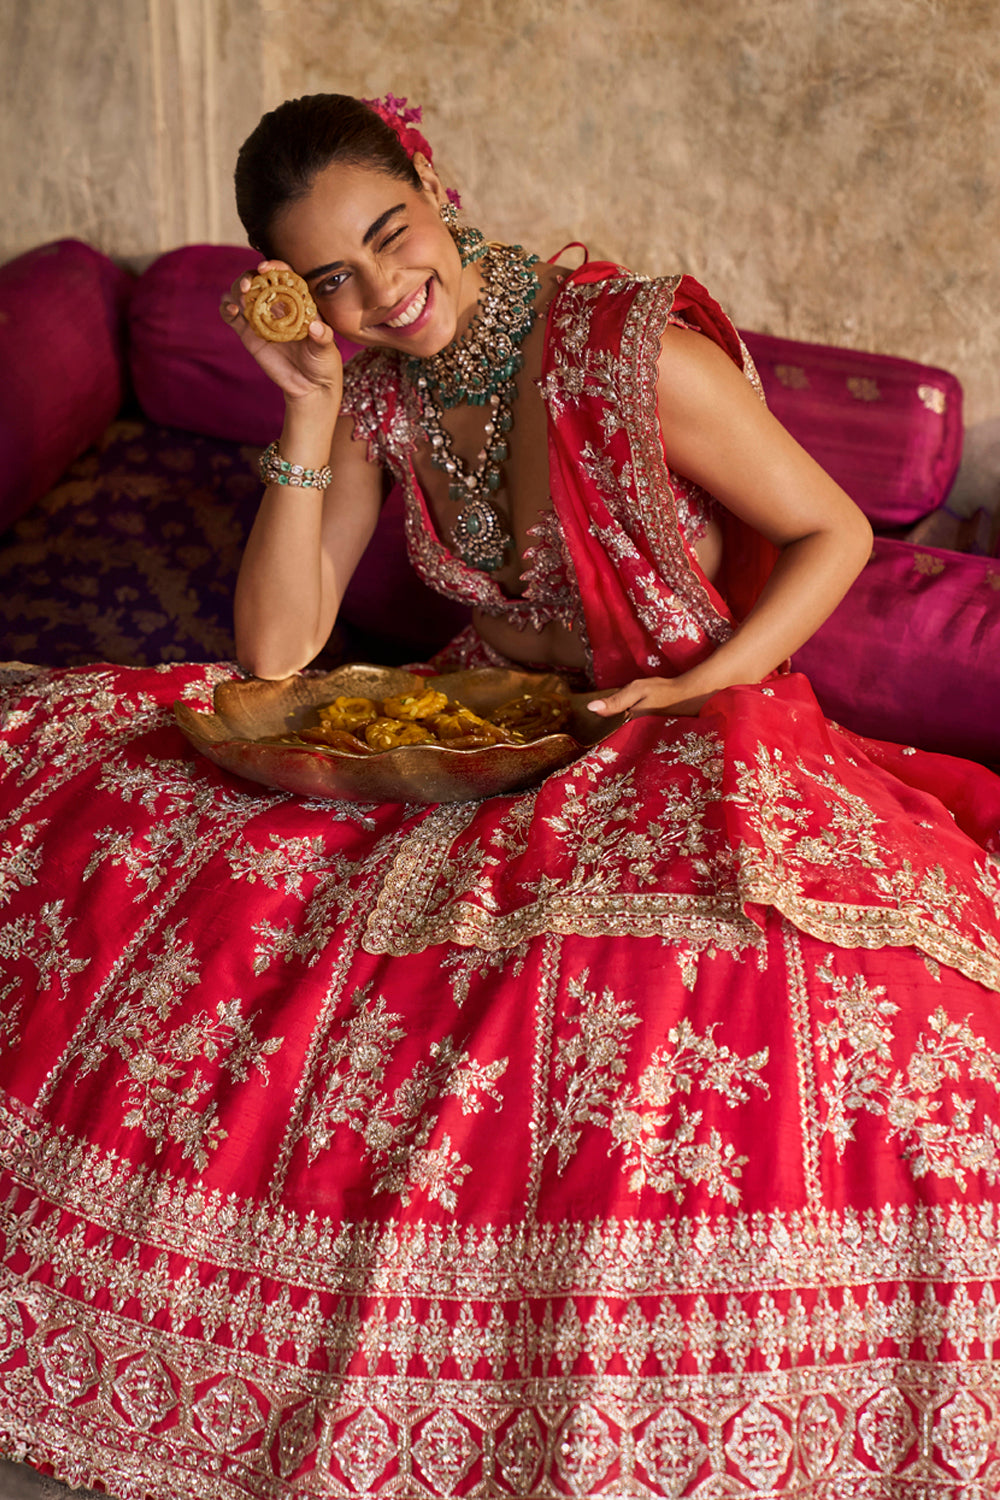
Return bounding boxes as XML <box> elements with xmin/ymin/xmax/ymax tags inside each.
<box><xmin>587</xmin><ymin>682</ymin><xmax>646</xmax><ymax>717</ymax></box>
<box><xmin>306</xmin><ymin>317</ymin><xmax>334</xmax><ymax>345</ymax></box>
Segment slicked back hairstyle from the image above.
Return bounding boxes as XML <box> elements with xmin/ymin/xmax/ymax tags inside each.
<box><xmin>234</xmin><ymin>94</ymin><xmax>422</xmax><ymax>258</ymax></box>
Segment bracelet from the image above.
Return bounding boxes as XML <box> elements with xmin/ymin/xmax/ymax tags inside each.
<box><xmin>258</xmin><ymin>440</ymin><xmax>332</xmax><ymax>491</ymax></box>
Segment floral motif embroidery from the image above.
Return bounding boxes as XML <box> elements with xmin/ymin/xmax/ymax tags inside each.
<box><xmin>303</xmin><ymin>982</ymin><xmax>507</xmax><ymax>1211</ymax></box>
<box><xmin>0</xmin><ymin>899</ymin><xmax>91</xmax><ymax>1005</ymax></box>
<box><xmin>0</xmin><ymin>821</ymin><xmax>45</xmax><ymax>907</ymax></box>
<box><xmin>543</xmin><ymin>972</ymin><xmax>769</xmax><ymax>1204</ymax></box>
<box><xmin>816</xmin><ymin>951</ymin><xmax>1000</xmax><ymax>1187</ymax></box>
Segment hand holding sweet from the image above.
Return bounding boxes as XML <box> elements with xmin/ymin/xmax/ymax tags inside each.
<box><xmin>220</xmin><ymin>260</ymin><xmax>343</xmax><ymax>408</ymax></box>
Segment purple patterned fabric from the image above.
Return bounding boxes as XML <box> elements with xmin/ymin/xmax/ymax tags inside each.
<box><xmin>793</xmin><ymin>536</ymin><xmax>1000</xmax><ymax>764</ymax></box>
<box><xmin>0</xmin><ymin>419</ymin><xmax>467</xmax><ymax>670</ymax></box>
<box><xmin>741</xmin><ymin>330</ymin><xmax>963</xmax><ymax>528</ymax></box>
<box><xmin>0</xmin><ymin>421</ymin><xmax>261</xmax><ymax>667</ymax></box>
<box><xmin>0</xmin><ymin>239</ymin><xmax>133</xmax><ymax>531</ymax></box>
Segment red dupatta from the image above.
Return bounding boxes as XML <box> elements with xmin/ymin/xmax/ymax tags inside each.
<box><xmin>542</xmin><ymin>263</ymin><xmax>779</xmax><ymax>689</ymax></box>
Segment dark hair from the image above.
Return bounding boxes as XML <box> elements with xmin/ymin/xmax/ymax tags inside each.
<box><xmin>235</xmin><ymin>94</ymin><xmax>422</xmax><ymax>257</ymax></box>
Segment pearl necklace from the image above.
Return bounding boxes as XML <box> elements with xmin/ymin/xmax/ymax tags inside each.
<box><xmin>410</xmin><ymin>240</ymin><xmax>540</xmax><ymax>572</ymax></box>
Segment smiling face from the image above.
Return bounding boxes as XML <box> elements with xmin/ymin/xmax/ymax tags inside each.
<box><xmin>269</xmin><ymin>156</ymin><xmax>480</xmax><ymax>357</ymax></box>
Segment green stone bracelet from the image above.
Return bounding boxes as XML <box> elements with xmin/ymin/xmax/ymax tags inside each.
<box><xmin>258</xmin><ymin>440</ymin><xmax>333</xmax><ymax>491</ymax></box>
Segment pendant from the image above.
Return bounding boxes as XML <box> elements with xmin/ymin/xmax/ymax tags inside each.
<box><xmin>452</xmin><ymin>496</ymin><xmax>509</xmax><ymax>572</ymax></box>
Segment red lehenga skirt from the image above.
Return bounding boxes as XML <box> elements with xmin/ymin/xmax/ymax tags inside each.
<box><xmin>1</xmin><ymin>657</ymin><xmax>1000</xmax><ymax>1499</ymax></box>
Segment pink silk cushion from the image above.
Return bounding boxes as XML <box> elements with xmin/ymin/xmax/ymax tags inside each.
<box><xmin>129</xmin><ymin>244</ymin><xmax>287</xmax><ymax>445</ymax></box>
<box><xmin>740</xmin><ymin>331</ymin><xmax>963</xmax><ymax>529</ymax></box>
<box><xmin>0</xmin><ymin>239</ymin><xmax>132</xmax><ymax>533</ymax></box>
<box><xmin>792</xmin><ymin>537</ymin><xmax>1000</xmax><ymax>764</ymax></box>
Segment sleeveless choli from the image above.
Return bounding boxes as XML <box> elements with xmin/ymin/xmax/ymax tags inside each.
<box><xmin>1</xmin><ymin>263</ymin><xmax>1000</xmax><ymax>1499</ymax></box>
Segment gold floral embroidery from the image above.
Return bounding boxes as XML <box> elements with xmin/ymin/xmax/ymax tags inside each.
<box><xmin>816</xmin><ymin>951</ymin><xmax>1000</xmax><ymax>1186</ymax></box>
<box><xmin>118</xmin><ymin>995</ymin><xmax>284</xmax><ymax>1170</ymax></box>
<box><xmin>440</xmin><ymin>939</ymin><xmax>530</xmax><ymax>1005</ymax></box>
<box><xmin>358</xmin><ymin>721</ymin><xmax>1000</xmax><ymax>991</ymax></box>
<box><xmin>847</xmin><ymin>375</ymin><xmax>881</xmax><ymax>401</ymax></box>
<box><xmin>0</xmin><ymin>900</ymin><xmax>91</xmax><ymax>1004</ymax></box>
<box><xmin>774</xmin><ymin>363</ymin><xmax>810</xmax><ymax>389</ymax></box>
<box><xmin>918</xmin><ymin>383</ymin><xmax>947</xmax><ymax>414</ymax></box>
<box><xmin>50</xmin><ymin>921</ymin><xmax>285</xmax><ymax>1171</ymax></box>
<box><xmin>729</xmin><ymin>743</ymin><xmax>888</xmax><ymax>889</ymax></box>
<box><xmin>301</xmin><ymin>981</ymin><xmax>506</xmax><ymax>1211</ymax></box>
<box><xmin>543</xmin><ymin>969</ymin><xmax>769</xmax><ymax>1204</ymax></box>
<box><xmin>0</xmin><ymin>822</ymin><xmax>45</xmax><ymax>908</ymax></box>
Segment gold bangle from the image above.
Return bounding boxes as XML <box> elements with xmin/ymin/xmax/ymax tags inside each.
<box><xmin>258</xmin><ymin>440</ymin><xmax>332</xmax><ymax>491</ymax></box>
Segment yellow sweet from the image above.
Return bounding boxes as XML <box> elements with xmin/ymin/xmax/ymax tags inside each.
<box><xmin>318</xmin><ymin>696</ymin><xmax>379</xmax><ymax>731</ymax></box>
<box><xmin>364</xmin><ymin>717</ymin><xmax>435</xmax><ymax>751</ymax></box>
<box><xmin>381</xmin><ymin>689</ymin><xmax>449</xmax><ymax>720</ymax></box>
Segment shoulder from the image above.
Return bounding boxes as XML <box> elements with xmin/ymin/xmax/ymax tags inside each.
<box><xmin>550</xmin><ymin>261</ymin><xmax>667</xmax><ymax>319</ymax></box>
<box><xmin>546</xmin><ymin>262</ymin><xmax>684</xmax><ymax>365</ymax></box>
<box><xmin>658</xmin><ymin>320</ymin><xmax>749</xmax><ymax>390</ymax></box>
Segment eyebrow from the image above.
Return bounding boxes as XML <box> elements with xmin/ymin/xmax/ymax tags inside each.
<box><xmin>301</xmin><ymin>204</ymin><xmax>406</xmax><ymax>282</ymax></box>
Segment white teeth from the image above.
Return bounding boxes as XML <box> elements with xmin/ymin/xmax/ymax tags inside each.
<box><xmin>385</xmin><ymin>282</ymin><xmax>428</xmax><ymax>328</ymax></box>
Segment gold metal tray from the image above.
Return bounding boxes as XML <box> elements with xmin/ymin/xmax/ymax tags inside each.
<box><xmin>174</xmin><ymin>664</ymin><xmax>613</xmax><ymax>803</ymax></box>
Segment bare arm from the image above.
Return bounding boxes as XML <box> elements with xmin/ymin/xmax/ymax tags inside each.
<box><xmin>233</xmin><ymin>408</ymin><xmax>383</xmax><ymax>678</ymax></box>
<box><xmin>589</xmin><ymin>325</ymin><xmax>873</xmax><ymax>716</ymax></box>
<box><xmin>221</xmin><ymin>262</ymin><xmax>385</xmax><ymax>679</ymax></box>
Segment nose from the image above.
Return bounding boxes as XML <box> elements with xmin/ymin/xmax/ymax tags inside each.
<box><xmin>356</xmin><ymin>263</ymin><xmax>402</xmax><ymax>316</ymax></box>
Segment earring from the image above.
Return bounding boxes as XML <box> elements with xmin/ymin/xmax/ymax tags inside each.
<box><xmin>454</xmin><ymin>225</ymin><xmax>487</xmax><ymax>268</ymax></box>
<box><xmin>439</xmin><ymin>199</ymin><xmax>459</xmax><ymax>229</ymax></box>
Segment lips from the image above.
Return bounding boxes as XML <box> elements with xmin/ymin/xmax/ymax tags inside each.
<box><xmin>382</xmin><ymin>280</ymin><xmax>430</xmax><ymax>330</ymax></box>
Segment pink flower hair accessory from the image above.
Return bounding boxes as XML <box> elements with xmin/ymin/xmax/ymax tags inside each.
<box><xmin>362</xmin><ymin>93</ymin><xmax>461</xmax><ymax>208</ymax></box>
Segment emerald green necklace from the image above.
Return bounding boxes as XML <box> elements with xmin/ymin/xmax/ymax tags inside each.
<box><xmin>409</xmin><ymin>237</ymin><xmax>541</xmax><ymax>572</ymax></box>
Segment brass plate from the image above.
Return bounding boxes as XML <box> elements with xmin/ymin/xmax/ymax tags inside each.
<box><xmin>174</xmin><ymin>665</ymin><xmax>616</xmax><ymax>804</ymax></box>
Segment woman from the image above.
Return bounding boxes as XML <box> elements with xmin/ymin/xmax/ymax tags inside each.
<box><xmin>1</xmin><ymin>93</ymin><xmax>1000</xmax><ymax>1500</ymax></box>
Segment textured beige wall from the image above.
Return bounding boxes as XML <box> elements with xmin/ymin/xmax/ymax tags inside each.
<box><xmin>5</xmin><ymin>0</ymin><xmax>1000</xmax><ymax>506</ymax></box>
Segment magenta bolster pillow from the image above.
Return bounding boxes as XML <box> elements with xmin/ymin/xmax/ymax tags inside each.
<box><xmin>129</xmin><ymin>245</ymin><xmax>286</xmax><ymax>446</ymax></box>
<box><xmin>792</xmin><ymin>537</ymin><xmax>1000</xmax><ymax>763</ymax></box>
<box><xmin>740</xmin><ymin>330</ymin><xmax>963</xmax><ymax>529</ymax></box>
<box><xmin>0</xmin><ymin>239</ymin><xmax>132</xmax><ymax>533</ymax></box>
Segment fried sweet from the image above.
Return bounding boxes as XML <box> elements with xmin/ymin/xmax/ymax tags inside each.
<box><xmin>364</xmin><ymin>717</ymin><xmax>435</xmax><ymax>751</ymax></box>
<box><xmin>381</xmin><ymin>688</ymin><xmax>449</xmax><ymax>720</ymax></box>
<box><xmin>244</xmin><ymin>267</ymin><xmax>317</xmax><ymax>342</ymax></box>
<box><xmin>489</xmin><ymin>692</ymin><xmax>571</xmax><ymax>740</ymax></box>
<box><xmin>299</xmin><ymin>685</ymin><xmax>571</xmax><ymax>756</ymax></box>
<box><xmin>431</xmin><ymin>706</ymin><xmax>511</xmax><ymax>744</ymax></box>
<box><xmin>298</xmin><ymin>725</ymin><xmax>372</xmax><ymax>754</ymax></box>
<box><xmin>318</xmin><ymin>696</ymin><xmax>379</xmax><ymax>731</ymax></box>
<box><xmin>438</xmin><ymin>732</ymin><xmax>501</xmax><ymax>750</ymax></box>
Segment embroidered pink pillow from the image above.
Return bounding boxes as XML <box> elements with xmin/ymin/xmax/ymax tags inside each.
<box><xmin>793</xmin><ymin>537</ymin><xmax>1000</xmax><ymax>763</ymax></box>
<box><xmin>0</xmin><ymin>239</ymin><xmax>132</xmax><ymax>532</ymax></box>
<box><xmin>740</xmin><ymin>331</ymin><xmax>963</xmax><ymax>529</ymax></box>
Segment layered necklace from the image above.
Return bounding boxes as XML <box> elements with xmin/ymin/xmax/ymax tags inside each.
<box><xmin>408</xmin><ymin>231</ymin><xmax>540</xmax><ymax>572</ymax></box>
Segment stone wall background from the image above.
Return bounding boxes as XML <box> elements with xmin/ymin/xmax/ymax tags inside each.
<box><xmin>4</xmin><ymin>0</ymin><xmax>999</xmax><ymax>507</ymax></box>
